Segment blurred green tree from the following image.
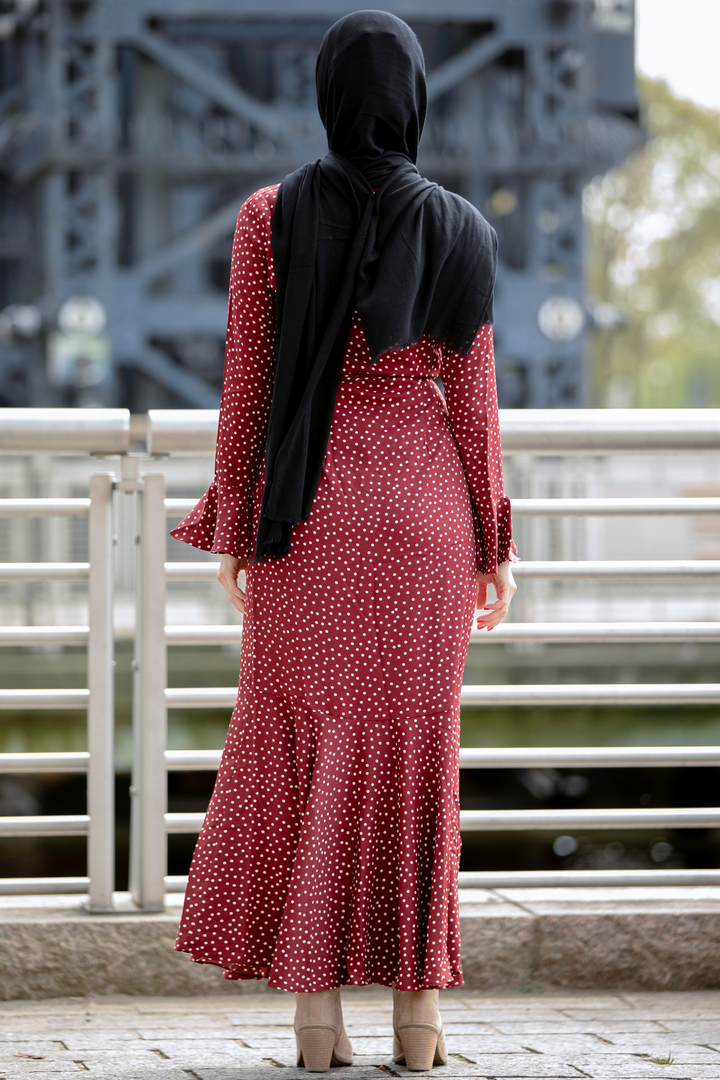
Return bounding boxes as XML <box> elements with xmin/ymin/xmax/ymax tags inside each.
<box><xmin>585</xmin><ymin>77</ymin><xmax>720</xmax><ymax>408</ymax></box>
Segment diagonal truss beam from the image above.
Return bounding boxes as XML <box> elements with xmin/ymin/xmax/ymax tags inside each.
<box><xmin>426</xmin><ymin>32</ymin><xmax>507</xmax><ymax>101</ymax></box>
<box><xmin>129</xmin><ymin>347</ymin><xmax>221</xmax><ymax>409</ymax></box>
<box><xmin>133</xmin><ymin>192</ymin><xmax>257</xmax><ymax>285</ymax></box>
<box><xmin>132</xmin><ymin>28</ymin><xmax>507</xmax><ymax>139</ymax></box>
<box><xmin>132</xmin><ymin>29</ymin><xmax>284</xmax><ymax>139</ymax></box>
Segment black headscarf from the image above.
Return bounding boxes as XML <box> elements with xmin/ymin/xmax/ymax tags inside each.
<box><xmin>250</xmin><ymin>9</ymin><xmax>497</xmax><ymax>563</ymax></box>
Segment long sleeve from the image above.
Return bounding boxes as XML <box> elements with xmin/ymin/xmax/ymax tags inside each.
<box><xmin>440</xmin><ymin>324</ymin><xmax>515</xmax><ymax>574</ymax></box>
<box><xmin>169</xmin><ymin>188</ymin><xmax>278</xmax><ymax>558</ymax></box>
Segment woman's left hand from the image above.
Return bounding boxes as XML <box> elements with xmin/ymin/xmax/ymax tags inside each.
<box><xmin>217</xmin><ymin>553</ymin><xmax>249</xmax><ymax>613</ymax></box>
<box><xmin>476</xmin><ymin>559</ymin><xmax>517</xmax><ymax>631</ymax></box>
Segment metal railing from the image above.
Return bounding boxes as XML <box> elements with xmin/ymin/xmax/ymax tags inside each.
<box><xmin>0</xmin><ymin>410</ymin><xmax>130</xmax><ymax>910</ymax></box>
<box><xmin>2</xmin><ymin>408</ymin><xmax>720</xmax><ymax>908</ymax></box>
<box><xmin>123</xmin><ymin>407</ymin><xmax>720</xmax><ymax>905</ymax></box>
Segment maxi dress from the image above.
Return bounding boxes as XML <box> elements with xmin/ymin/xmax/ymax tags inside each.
<box><xmin>170</xmin><ymin>184</ymin><xmax>514</xmax><ymax>994</ymax></box>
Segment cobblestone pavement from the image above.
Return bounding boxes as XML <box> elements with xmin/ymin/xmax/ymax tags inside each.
<box><xmin>1</xmin><ymin>988</ymin><xmax>719</xmax><ymax>1080</ymax></box>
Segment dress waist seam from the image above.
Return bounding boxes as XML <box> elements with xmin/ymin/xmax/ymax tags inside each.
<box><xmin>340</xmin><ymin>372</ymin><xmax>437</xmax><ymax>382</ymax></box>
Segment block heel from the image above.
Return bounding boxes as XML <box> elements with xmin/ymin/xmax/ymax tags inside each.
<box><xmin>295</xmin><ymin>1024</ymin><xmax>339</xmax><ymax>1072</ymax></box>
<box><xmin>395</xmin><ymin>1023</ymin><xmax>441</xmax><ymax>1071</ymax></box>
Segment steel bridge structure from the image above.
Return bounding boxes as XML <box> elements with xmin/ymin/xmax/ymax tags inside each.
<box><xmin>0</xmin><ymin>0</ymin><xmax>641</xmax><ymax>411</ymax></box>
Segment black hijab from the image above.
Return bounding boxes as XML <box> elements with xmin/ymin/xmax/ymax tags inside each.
<box><xmin>250</xmin><ymin>9</ymin><xmax>497</xmax><ymax>563</ymax></box>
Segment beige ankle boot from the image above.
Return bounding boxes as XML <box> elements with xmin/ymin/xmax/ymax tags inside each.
<box><xmin>392</xmin><ymin>988</ymin><xmax>448</xmax><ymax>1071</ymax></box>
<box><xmin>294</xmin><ymin>987</ymin><xmax>353</xmax><ymax>1072</ymax></box>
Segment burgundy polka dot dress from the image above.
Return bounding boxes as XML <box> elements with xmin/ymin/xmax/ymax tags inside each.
<box><xmin>170</xmin><ymin>185</ymin><xmax>514</xmax><ymax>993</ymax></box>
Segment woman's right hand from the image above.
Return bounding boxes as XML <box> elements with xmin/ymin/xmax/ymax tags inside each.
<box><xmin>476</xmin><ymin>559</ymin><xmax>516</xmax><ymax>631</ymax></box>
<box><xmin>217</xmin><ymin>553</ymin><xmax>249</xmax><ymax>613</ymax></box>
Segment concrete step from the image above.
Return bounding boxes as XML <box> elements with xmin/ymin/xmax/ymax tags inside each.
<box><xmin>1</xmin><ymin>887</ymin><xmax>719</xmax><ymax>1000</ymax></box>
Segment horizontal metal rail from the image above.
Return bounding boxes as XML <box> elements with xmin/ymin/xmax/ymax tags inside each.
<box><xmin>0</xmin><ymin>626</ymin><xmax>89</xmax><ymax>646</ymax></box>
<box><xmin>0</xmin><ymin>752</ymin><xmax>89</xmax><ymax>773</ymax></box>
<box><xmin>470</xmin><ymin>622</ymin><xmax>720</xmax><ymax>643</ymax></box>
<box><xmin>166</xmin><ymin>625</ymin><xmax>239</xmax><ymax>644</ymax></box>
<box><xmin>0</xmin><ymin>689</ymin><xmax>90</xmax><ymax>709</ymax></box>
<box><xmin>165</xmin><ymin>498</ymin><xmax>720</xmax><ymax>519</ymax></box>
<box><xmin>512</xmin><ymin>561</ymin><xmax>720</xmax><ymax>579</ymax></box>
<box><xmin>461</xmin><ymin>808</ymin><xmax>720</xmax><ymax>830</ymax></box>
<box><xmin>512</xmin><ymin>497</ymin><xmax>720</xmax><ymax>516</ymax></box>
<box><xmin>149</xmin><ymin>407</ymin><xmax>720</xmax><ymax>455</ymax></box>
<box><xmin>0</xmin><ymin>498</ymin><xmax>90</xmax><ymax>517</ymax></box>
<box><xmin>165</xmin><ymin>561</ymin><xmax>218</xmax><ymax>580</ymax></box>
<box><xmin>459</xmin><ymin>746</ymin><xmax>720</xmax><ymax>768</ymax></box>
<box><xmin>457</xmin><ymin>869</ymin><xmax>720</xmax><ymax>888</ymax></box>
<box><xmin>162</xmin><ymin>869</ymin><xmax>720</xmax><ymax>892</ymax></box>
<box><xmin>164</xmin><ymin>622</ymin><xmax>720</xmax><ymax>647</ymax></box>
<box><xmin>150</xmin><ymin>409</ymin><xmax>220</xmax><ymax>455</ymax></box>
<box><xmin>0</xmin><ymin>408</ymin><xmax>130</xmax><ymax>454</ymax></box>
<box><xmin>164</xmin><ymin>684</ymin><xmax>720</xmax><ymax>709</ymax></box>
<box><xmin>164</xmin><ymin>807</ymin><xmax>720</xmax><ymax>835</ymax></box>
<box><xmin>164</xmin><ymin>560</ymin><xmax>720</xmax><ymax>582</ymax></box>
<box><xmin>165</xmin><ymin>813</ymin><xmax>205</xmax><ymax>833</ymax></box>
<box><xmin>0</xmin><ymin>877</ymin><xmax>90</xmax><ymax>895</ymax></box>
<box><xmin>165</xmin><ymin>498</ymin><xmax>198</xmax><ymax>517</ymax></box>
<box><xmin>460</xmin><ymin>684</ymin><xmax>720</xmax><ymax>706</ymax></box>
<box><xmin>165</xmin><ymin>749</ymin><xmax>221</xmax><ymax>770</ymax></box>
<box><xmin>0</xmin><ymin>563</ymin><xmax>90</xmax><ymax>582</ymax></box>
<box><xmin>165</xmin><ymin>875</ymin><xmax>191</xmax><ymax>892</ymax></box>
<box><xmin>164</xmin><ymin>746</ymin><xmax>720</xmax><ymax>772</ymax></box>
<box><xmin>0</xmin><ymin>815</ymin><xmax>90</xmax><ymax>836</ymax></box>
<box><xmin>500</xmin><ymin>409</ymin><xmax>720</xmax><ymax>454</ymax></box>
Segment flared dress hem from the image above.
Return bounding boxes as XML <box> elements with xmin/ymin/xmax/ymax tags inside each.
<box><xmin>173</xmin><ymin>946</ymin><xmax>465</xmax><ymax>992</ymax></box>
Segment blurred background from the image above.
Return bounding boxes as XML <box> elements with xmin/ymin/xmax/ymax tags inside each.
<box><xmin>1</xmin><ymin>1</ymin><xmax>719</xmax><ymax>892</ymax></box>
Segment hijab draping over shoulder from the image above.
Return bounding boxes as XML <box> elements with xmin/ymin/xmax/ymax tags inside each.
<box><xmin>251</xmin><ymin>9</ymin><xmax>498</xmax><ymax>563</ymax></box>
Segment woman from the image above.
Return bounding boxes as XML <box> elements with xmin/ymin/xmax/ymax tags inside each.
<box><xmin>170</xmin><ymin>10</ymin><xmax>516</xmax><ymax>1073</ymax></box>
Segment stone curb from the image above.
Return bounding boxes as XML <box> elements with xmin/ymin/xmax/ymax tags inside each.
<box><xmin>1</xmin><ymin>888</ymin><xmax>720</xmax><ymax>999</ymax></box>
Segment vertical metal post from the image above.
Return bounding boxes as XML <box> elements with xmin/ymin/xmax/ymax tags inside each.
<box><xmin>86</xmin><ymin>472</ymin><xmax>116</xmax><ymax>912</ymax></box>
<box><xmin>129</xmin><ymin>472</ymin><xmax>168</xmax><ymax>911</ymax></box>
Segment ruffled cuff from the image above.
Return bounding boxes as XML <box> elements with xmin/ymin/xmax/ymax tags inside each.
<box><xmin>169</xmin><ymin>481</ymin><xmax>252</xmax><ymax>558</ymax></box>
<box><xmin>497</xmin><ymin>494</ymin><xmax>517</xmax><ymax>566</ymax></box>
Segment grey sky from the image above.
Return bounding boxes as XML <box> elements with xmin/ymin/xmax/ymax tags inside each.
<box><xmin>636</xmin><ymin>0</ymin><xmax>720</xmax><ymax>111</ymax></box>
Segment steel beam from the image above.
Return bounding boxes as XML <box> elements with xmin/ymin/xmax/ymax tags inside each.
<box><xmin>131</xmin><ymin>29</ymin><xmax>285</xmax><ymax>139</ymax></box>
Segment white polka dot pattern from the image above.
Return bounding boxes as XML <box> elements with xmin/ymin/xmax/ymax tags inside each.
<box><xmin>170</xmin><ymin>184</ymin><xmax>515</xmax><ymax>993</ymax></box>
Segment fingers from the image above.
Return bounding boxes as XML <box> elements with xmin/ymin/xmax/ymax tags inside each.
<box><xmin>476</xmin><ymin>603</ymin><xmax>507</xmax><ymax>630</ymax></box>
<box><xmin>476</xmin><ymin>582</ymin><xmax>488</xmax><ymax>610</ymax></box>
<box><xmin>476</xmin><ymin>567</ymin><xmax>517</xmax><ymax>630</ymax></box>
<box><xmin>217</xmin><ymin>570</ymin><xmax>245</xmax><ymax>612</ymax></box>
<box><xmin>217</xmin><ymin>553</ymin><xmax>246</xmax><ymax>613</ymax></box>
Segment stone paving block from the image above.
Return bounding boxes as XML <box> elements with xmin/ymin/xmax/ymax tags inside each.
<box><xmin>79</xmin><ymin>1072</ymin><xmax>193</xmax><ymax>1080</ymax></box>
<box><xmin>135</xmin><ymin>1010</ymin><xmax>264</xmax><ymax>1026</ymax></box>
<box><xmin>135</xmin><ymin>997</ymin><xmax>279</xmax><ymax>1014</ymax></box>
<box><xmin>45</xmin><ymin>1034</ymin><xmax>147</xmax><ymax>1049</ymax></box>
<box><xmin>446</xmin><ymin>1035</ymin><xmax>534</xmax><ymax>1054</ymax></box>
<box><xmin>487</xmin><ymin>1020</ymin><xmax>667</xmax><ymax>1034</ymax></box>
<box><xmin>600</xmin><ymin>1031</ymin><xmax>720</xmax><ymax>1048</ymax></box>
<box><xmin>560</xmin><ymin>1006</ymin><xmax>720</xmax><ymax>1022</ymax></box>
<box><xmin>0</xmin><ymin>1066</ymin><xmax>98</xmax><ymax>1078</ymax></box>
<box><xmin>506</xmin><ymin>1033</ymin><xmax>720</xmax><ymax>1058</ymax></box>
<box><xmin>620</xmin><ymin>989</ymin><xmax>720</xmax><ymax>1006</ymax></box>
<box><xmin>188</xmin><ymin>1070</ymin><xmax>397</xmax><ymax>1080</ymax></box>
<box><xmin>135</xmin><ymin>1038</ymin><xmax>268</xmax><ymax>1066</ymax></box>
<box><xmin>567</xmin><ymin>1063</ymin><xmax>720</xmax><ymax>1080</ymax></box>
<box><xmin>4</xmin><ymin>990</ymin><xmax>720</xmax><ymax>1079</ymax></box>
<box><xmin>134</xmin><ymin>1026</ymin><xmax>258</xmax><ymax>1041</ymax></box>
<box><xmin>418</xmin><ymin>1054</ymin><xmax>582</xmax><ymax>1076</ymax></box>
